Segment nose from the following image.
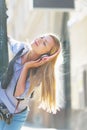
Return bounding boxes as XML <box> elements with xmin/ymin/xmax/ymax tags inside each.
<box><xmin>40</xmin><ymin>38</ymin><xmax>43</xmax><ymax>42</ymax></box>
<box><xmin>36</xmin><ymin>38</ymin><xmax>43</xmax><ymax>45</ymax></box>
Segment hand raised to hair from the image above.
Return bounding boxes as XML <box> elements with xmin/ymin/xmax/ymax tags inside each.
<box><xmin>24</xmin><ymin>58</ymin><xmax>48</xmax><ymax>69</ymax></box>
<box><xmin>39</xmin><ymin>49</ymin><xmax>60</xmax><ymax>63</ymax></box>
<box><xmin>24</xmin><ymin>50</ymin><xmax>60</xmax><ymax>69</ymax></box>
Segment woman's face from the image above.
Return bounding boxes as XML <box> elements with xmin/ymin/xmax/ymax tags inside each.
<box><xmin>31</xmin><ymin>35</ymin><xmax>55</xmax><ymax>55</ymax></box>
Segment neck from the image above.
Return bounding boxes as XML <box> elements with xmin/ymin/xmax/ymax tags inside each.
<box><xmin>27</xmin><ymin>50</ymin><xmax>40</xmax><ymax>61</ymax></box>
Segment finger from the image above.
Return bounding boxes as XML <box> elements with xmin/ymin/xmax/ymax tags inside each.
<box><xmin>33</xmin><ymin>58</ymin><xmax>41</xmax><ymax>62</ymax></box>
<box><xmin>41</xmin><ymin>57</ymin><xmax>49</xmax><ymax>62</ymax></box>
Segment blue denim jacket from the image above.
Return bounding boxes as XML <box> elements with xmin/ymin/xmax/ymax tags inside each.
<box><xmin>0</xmin><ymin>38</ymin><xmax>31</xmax><ymax>113</ymax></box>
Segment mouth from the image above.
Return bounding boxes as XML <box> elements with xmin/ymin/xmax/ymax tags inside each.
<box><xmin>34</xmin><ymin>40</ymin><xmax>38</xmax><ymax>46</ymax></box>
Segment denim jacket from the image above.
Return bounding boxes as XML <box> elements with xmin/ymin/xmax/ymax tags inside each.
<box><xmin>0</xmin><ymin>38</ymin><xmax>31</xmax><ymax>113</ymax></box>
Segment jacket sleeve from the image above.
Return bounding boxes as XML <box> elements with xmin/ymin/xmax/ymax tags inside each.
<box><xmin>8</xmin><ymin>36</ymin><xmax>25</xmax><ymax>55</ymax></box>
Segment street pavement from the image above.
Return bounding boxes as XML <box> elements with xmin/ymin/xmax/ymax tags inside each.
<box><xmin>21</xmin><ymin>126</ymin><xmax>56</xmax><ymax>130</ymax></box>
<box><xmin>21</xmin><ymin>125</ymin><xmax>67</xmax><ymax>130</ymax></box>
<box><xmin>21</xmin><ymin>124</ymin><xmax>57</xmax><ymax>130</ymax></box>
<box><xmin>21</xmin><ymin>123</ymin><xmax>57</xmax><ymax>130</ymax></box>
<box><xmin>21</xmin><ymin>123</ymin><xmax>68</xmax><ymax>130</ymax></box>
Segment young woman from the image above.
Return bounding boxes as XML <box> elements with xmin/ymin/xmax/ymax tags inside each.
<box><xmin>0</xmin><ymin>33</ymin><xmax>61</xmax><ymax>130</ymax></box>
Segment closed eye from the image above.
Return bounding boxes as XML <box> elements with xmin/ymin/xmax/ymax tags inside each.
<box><xmin>43</xmin><ymin>42</ymin><xmax>46</xmax><ymax>46</ymax></box>
<box><xmin>41</xmin><ymin>36</ymin><xmax>44</xmax><ymax>39</ymax></box>
<box><xmin>41</xmin><ymin>36</ymin><xmax>47</xmax><ymax>46</ymax></box>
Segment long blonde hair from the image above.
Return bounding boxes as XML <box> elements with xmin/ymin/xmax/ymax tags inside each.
<box><xmin>28</xmin><ymin>34</ymin><xmax>61</xmax><ymax>114</ymax></box>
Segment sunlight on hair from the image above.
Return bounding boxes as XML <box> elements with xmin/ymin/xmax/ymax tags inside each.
<box><xmin>55</xmin><ymin>51</ymin><xmax>65</xmax><ymax>110</ymax></box>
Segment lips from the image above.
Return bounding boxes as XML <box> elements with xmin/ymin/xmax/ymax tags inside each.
<box><xmin>34</xmin><ymin>40</ymin><xmax>38</xmax><ymax>46</ymax></box>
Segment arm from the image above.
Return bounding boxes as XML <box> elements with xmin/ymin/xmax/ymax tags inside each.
<box><xmin>14</xmin><ymin>59</ymin><xmax>42</xmax><ymax>97</ymax></box>
<box><xmin>8</xmin><ymin>36</ymin><xmax>25</xmax><ymax>55</ymax></box>
<box><xmin>14</xmin><ymin>53</ymin><xmax>59</xmax><ymax>97</ymax></box>
<box><xmin>14</xmin><ymin>65</ymin><xmax>29</xmax><ymax>97</ymax></box>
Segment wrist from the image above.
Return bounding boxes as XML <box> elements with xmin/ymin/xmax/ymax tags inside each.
<box><xmin>24</xmin><ymin>63</ymin><xmax>30</xmax><ymax>70</ymax></box>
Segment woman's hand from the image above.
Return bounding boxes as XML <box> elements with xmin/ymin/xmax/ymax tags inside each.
<box><xmin>24</xmin><ymin>58</ymin><xmax>47</xmax><ymax>69</ymax></box>
<box><xmin>24</xmin><ymin>50</ymin><xmax>60</xmax><ymax>69</ymax></box>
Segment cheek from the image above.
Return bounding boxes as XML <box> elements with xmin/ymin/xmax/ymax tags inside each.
<box><xmin>38</xmin><ymin>49</ymin><xmax>47</xmax><ymax>55</ymax></box>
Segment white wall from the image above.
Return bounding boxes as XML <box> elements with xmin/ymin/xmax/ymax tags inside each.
<box><xmin>69</xmin><ymin>16</ymin><xmax>87</xmax><ymax>109</ymax></box>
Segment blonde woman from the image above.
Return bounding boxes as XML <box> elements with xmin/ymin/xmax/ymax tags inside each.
<box><xmin>0</xmin><ymin>33</ymin><xmax>61</xmax><ymax>130</ymax></box>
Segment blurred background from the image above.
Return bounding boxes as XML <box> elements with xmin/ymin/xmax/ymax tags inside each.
<box><xmin>0</xmin><ymin>0</ymin><xmax>87</xmax><ymax>130</ymax></box>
